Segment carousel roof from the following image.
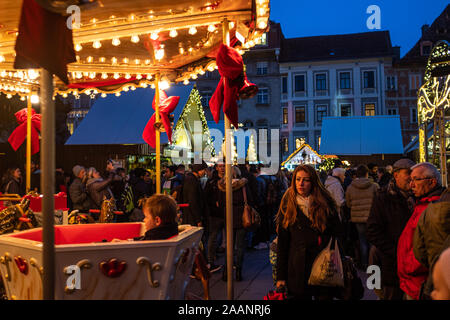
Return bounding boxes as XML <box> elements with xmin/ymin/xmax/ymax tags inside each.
<box><xmin>0</xmin><ymin>0</ymin><xmax>270</xmax><ymax>98</ymax></box>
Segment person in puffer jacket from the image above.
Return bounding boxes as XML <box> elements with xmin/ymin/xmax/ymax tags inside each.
<box><xmin>325</xmin><ymin>168</ymin><xmax>346</xmax><ymax>215</ymax></box>
<box><xmin>397</xmin><ymin>162</ymin><xmax>445</xmax><ymax>300</ymax></box>
<box><xmin>346</xmin><ymin>165</ymin><xmax>379</xmax><ymax>269</ymax></box>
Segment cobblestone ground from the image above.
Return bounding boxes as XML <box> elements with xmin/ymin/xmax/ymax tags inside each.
<box><xmin>185</xmin><ymin>247</ymin><xmax>378</xmax><ymax>300</ymax></box>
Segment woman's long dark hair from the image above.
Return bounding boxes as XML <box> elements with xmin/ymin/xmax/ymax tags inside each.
<box><xmin>276</xmin><ymin>165</ymin><xmax>337</xmax><ymax>233</ymax></box>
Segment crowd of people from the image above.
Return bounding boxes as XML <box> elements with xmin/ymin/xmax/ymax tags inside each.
<box><xmin>1</xmin><ymin>157</ymin><xmax>449</xmax><ymax>300</ymax></box>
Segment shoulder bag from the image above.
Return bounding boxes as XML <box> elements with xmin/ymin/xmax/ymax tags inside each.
<box><xmin>242</xmin><ymin>187</ymin><xmax>261</xmax><ymax>230</ymax></box>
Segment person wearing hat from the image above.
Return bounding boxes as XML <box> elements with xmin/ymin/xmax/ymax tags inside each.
<box><xmin>181</xmin><ymin>161</ymin><xmax>208</xmax><ymax>227</ymax></box>
<box><xmin>366</xmin><ymin>158</ymin><xmax>416</xmax><ymax>300</ymax></box>
<box><xmin>69</xmin><ymin>165</ymin><xmax>91</xmax><ymax>212</ymax></box>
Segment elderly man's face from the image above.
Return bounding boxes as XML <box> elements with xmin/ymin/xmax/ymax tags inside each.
<box><xmin>394</xmin><ymin>169</ymin><xmax>412</xmax><ymax>192</ymax></box>
<box><xmin>410</xmin><ymin>166</ymin><xmax>437</xmax><ymax>197</ymax></box>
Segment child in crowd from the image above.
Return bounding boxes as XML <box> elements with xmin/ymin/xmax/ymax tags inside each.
<box><xmin>431</xmin><ymin>247</ymin><xmax>450</xmax><ymax>300</ymax></box>
<box><xmin>113</xmin><ymin>194</ymin><xmax>178</xmax><ymax>242</ymax></box>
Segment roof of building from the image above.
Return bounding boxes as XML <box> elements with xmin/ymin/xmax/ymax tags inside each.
<box><xmin>279</xmin><ymin>31</ymin><xmax>393</xmax><ymax>63</ymax></box>
<box><xmin>65</xmin><ymin>85</ymin><xmax>193</xmax><ymax>145</ymax></box>
<box><xmin>398</xmin><ymin>4</ymin><xmax>450</xmax><ymax>66</ymax></box>
<box><xmin>320</xmin><ymin>116</ymin><xmax>404</xmax><ymax>156</ymax></box>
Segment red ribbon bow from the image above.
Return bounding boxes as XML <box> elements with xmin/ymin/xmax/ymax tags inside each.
<box><xmin>142</xmin><ymin>90</ymin><xmax>180</xmax><ymax>148</ymax></box>
<box><xmin>209</xmin><ymin>44</ymin><xmax>244</xmax><ymax>128</ymax></box>
<box><xmin>8</xmin><ymin>108</ymin><xmax>41</xmax><ymax>155</ymax></box>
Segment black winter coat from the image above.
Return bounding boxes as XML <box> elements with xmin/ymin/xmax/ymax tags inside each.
<box><xmin>204</xmin><ymin>173</ymin><xmax>223</xmax><ymax>219</ymax></box>
<box><xmin>366</xmin><ymin>181</ymin><xmax>414</xmax><ymax>286</ymax></box>
<box><xmin>182</xmin><ymin>172</ymin><xmax>207</xmax><ymax>226</ymax></box>
<box><xmin>276</xmin><ymin>198</ymin><xmax>342</xmax><ymax>298</ymax></box>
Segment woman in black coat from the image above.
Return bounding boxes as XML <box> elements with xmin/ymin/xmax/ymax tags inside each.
<box><xmin>276</xmin><ymin>165</ymin><xmax>343</xmax><ymax>300</ymax></box>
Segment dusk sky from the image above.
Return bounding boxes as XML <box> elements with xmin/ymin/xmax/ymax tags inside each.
<box><xmin>270</xmin><ymin>0</ymin><xmax>449</xmax><ymax>57</ymax></box>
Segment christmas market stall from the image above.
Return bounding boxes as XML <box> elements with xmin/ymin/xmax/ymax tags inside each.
<box><xmin>0</xmin><ymin>0</ymin><xmax>270</xmax><ymax>300</ymax></box>
<box><xmin>281</xmin><ymin>143</ymin><xmax>323</xmax><ymax>171</ymax></box>
<box><xmin>418</xmin><ymin>40</ymin><xmax>450</xmax><ymax>186</ymax></box>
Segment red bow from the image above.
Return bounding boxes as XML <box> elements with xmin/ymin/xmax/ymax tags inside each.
<box><xmin>8</xmin><ymin>108</ymin><xmax>41</xmax><ymax>155</ymax></box>
<box><xmin>142</xmin><ymin>90</ymin><xmax>180</xmax><ymax>148</ymax></box>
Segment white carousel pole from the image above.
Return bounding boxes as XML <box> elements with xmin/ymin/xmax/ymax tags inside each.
<box><xmin>222</xmin><ymin>18</ymin><xmax>234</xmax><ymax>301</ymax></box>
<box><xmin>155</xmin><ymin>73</ymin><xmax>161</xmax><ymax>194</ymax></box>
<box><xmin>40</xmin><ymin>69</ymin><xmax>55</xmax><ymax>300</ymax></box>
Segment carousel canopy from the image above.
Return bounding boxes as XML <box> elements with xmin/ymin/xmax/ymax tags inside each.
<box><xmin>0</xmin><ymin>0</ymin><xmax>270</xmax><ymax>98</ymax></box>
<box><xmin>320</xmin><ymin>116</ymin><xmax>404</xmax><ymax>155</ymax></box>
<box><xmin>65</xmin><ymin>84</ymin><xmax>192</xmax><ymax>145</ymax></box>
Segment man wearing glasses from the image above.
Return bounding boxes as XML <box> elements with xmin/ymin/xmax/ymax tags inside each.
<box><xmin>397</xmin><ymin>162</ymin><xmax>446</xmax><ymax>300</ymax></box>
<box><xmin>367</xmin><ymin>158</ymin><xmax>416</xmax><ymax>300</ymax></box>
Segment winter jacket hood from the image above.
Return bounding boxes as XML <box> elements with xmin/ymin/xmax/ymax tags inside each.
<box><xmin>218</xmin><ymin>178</ymin><xmax>247</xmax><ymax>192</ymax></box>
<box><xmin>351</xmin><ymin>178</ymin><xmax>376</xmax><ymax>190</ymax></box>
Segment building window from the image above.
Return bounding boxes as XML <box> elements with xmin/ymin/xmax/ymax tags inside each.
<box><xmin>411</xmin><ymin>107</ymin><xmax>418</xmax><ymax>124</ymax></box>
<box><xmin>409</xmin><ymin>74</ymin><xmax>422</xmax><ymax>90</ymax></box>
<box><xmin>295</xmin><ymin>106</ymin><xmax>306</xmax><ymax>123</ymax></box>
<box><xmin>317</xmin><ymin>136</ymin><xmax>321</xmax><ymax>151</ymax></box>
<box><xmin>386</xmin><ymin>76</ymin><xmax>397</xmax><ymax>91</ymax></box>
<box><xmin>201</xmin><ymin>92</ymin><xmax>212</xmax><ymax>107</ymax></box>
<box><xmin>315</xmin><ymin>73</ymin><xmax>327</xmax><ymax>91</ymax></box>
<box><xmin>295</xmin><ymin>137</ymin><xmax>305</xmax><ymax>149</ymax></box>
<box><xmin>387</xmin><ymin>108</ymin><xmax>398</xmax><ymax>115</ymax></box>
<box><xmin>256</xmin><ymin>61</ymin><xmax>268</xmax><ymax>75</ymax></box>
<box><xmin>282</xmin><ymin>137</ymin><xmax>289</xmax><ymax>153</ymax></box>
<box><xmin>339</xmin><ymin>72</ymin><xmax>351</xmax><ymax>89</ymax></box>
<box><xmin>282</xmin><ymin>76</ymin><xmax>288</xmax><ymax>94</ymax></box>
<box><xmin>365</xmin><ymin>104</ymin><xmax>375</xmax><ymax>116</ymax></box>
<box><xmin>294</xmin><ymin>74</ymin><xmax>305</xmax><ymax>92</ymax></box>
<box><xmin>316</xmin><ymin>105</ymin><xmax>327</xmax><ymax>123</ymax></box>
<box><xmin>282</xmin><ymin>108</ymin><xmax>288</xmax><ymax>124</ymax></box>
<box><xmin>257</xmin><ymin>88</ymin><xmax>269</xmax><ymax>104</ymax></box>
<box><xmin>259</xmin><ymin>33</ymin><xmax>267</xmax><ymax>46</ymax></box>
<box><xmin>363</xmin><ymin>70</ymin><xmax>375</xmax><ymax>89</ymax></box>
<box><xmin>340</xmin><ymin>104</ymin><xmax>352</xmax><ymax>117</ymax></box>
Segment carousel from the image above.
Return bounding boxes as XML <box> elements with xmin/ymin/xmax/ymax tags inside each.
<box><xmin>418</xmin><ymin>40</ymin><xmax>450</xmax><ymax>186</ymax></box>
<box><xmin>0</xmin><ymin>0</ymin><xmax>270</xmax><ymax>300</ymax></box>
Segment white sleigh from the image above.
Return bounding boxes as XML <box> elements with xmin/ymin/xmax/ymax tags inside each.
<box><xmin>0</xmin><ymin>223</ymin><xmax>203</xmax><ymax>300</ymax></box>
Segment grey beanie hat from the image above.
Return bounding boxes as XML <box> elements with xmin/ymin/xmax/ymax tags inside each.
<box><xmin>72</xmin><ymin>165</ymin><xmax>85</xmax><ymax>177</ymax></box>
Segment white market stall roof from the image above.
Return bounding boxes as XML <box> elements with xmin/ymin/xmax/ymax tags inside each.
<box><xmin>281</xmin><ymin>143</ymin><xmax>323</xmax><ymax>168</ymax></box>
<box><xmin>320</xmin><ymin>116</ymin><xmax>404</xmax><ymax>156</ymax></box>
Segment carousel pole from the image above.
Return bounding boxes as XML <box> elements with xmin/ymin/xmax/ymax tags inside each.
<box><xmin>40</xmin><ymin>69</ymin><xmax>55</xmax><ymax>300</ymax></box>
<box><xmin>222</xmin><ymin>18</ymin><xmax>234</xmax><ymax>301</ymax></box>
<box><xmin>155</xmin><ymin>73</ymin><xmax>161</xmax><ymax>194</ymax></box>
<box><xmin>26</xmin><ymin>94</ymin><xmax>32</xmax><ymax>193</ymax></box>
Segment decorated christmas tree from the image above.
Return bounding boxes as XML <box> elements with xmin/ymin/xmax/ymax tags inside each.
<box><xmin>246</xmin><ymin>133</ymin><xmax>258</xmax><ymax>163</ymax></box>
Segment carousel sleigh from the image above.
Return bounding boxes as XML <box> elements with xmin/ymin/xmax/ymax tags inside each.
<box><xmin>0</xmin><ymin>223</ymin><xmax>203</xmax><ymax>300</ymax></box>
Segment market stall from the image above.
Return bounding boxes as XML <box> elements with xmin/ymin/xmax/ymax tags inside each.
<box><xmin>0</xmin><ymin>0</ymin><xmax>270</xmax><ymax>300</ymax></box>
<box><xmin>281</xmin><ymin>143</ymin><xmax>323</xmax><ymax>171</ymax></box>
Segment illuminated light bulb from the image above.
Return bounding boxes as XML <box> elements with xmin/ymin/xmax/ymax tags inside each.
<box><xmin>90</xmin><ymin>18</ymin><xmax>98</xmax><ymax>24</ymax></box>
<box><xmin>145</xmin><ymin>59</ymin><xmax>151</xmax><ymax>65</ymax></box>
<box><xmin>8</xmin><ymin>72</ymin><xmax>12</xmax><ymax>77</ymax></box>
<box><xmin>183</xmin><ymin>79</ymin><xmax>189</xmax><ymax>85</ymax></box>
<box><xmin>259</xmin><ymin>8</ymin><xmax>265</xmax><ymax>16</ymax></box>
<box><xmin>76</xmin><ymin>55</ymin><xmax>80</xmax><ymax>62</ymax></box>
<box><xmin>20</xmin><ymin>96</ymin><xmax>26</xmax><ymax>101</ymax></box>
<box><xmin>146</xmin><ymin>74</ymin><xmax>153</xmax><ymax>80</ymax></box>
<box><xmin>92</xmin><ymin>40</ymin><xmax>101</xmax><ymax>49</ymax></box>
<box><xmin>191</xmin><ymin>74</ymin><xmax>198</xmax><ymax>80</ymax></box>
<box><xmin>151</xmin><ymin>84</ymin><xmax>155</xmax><ymax>89</ymax></box>
<box><xmin>199</xmin><ymin>69</ymin><xmax>205</xmax><ymax>75</ymax></box>
<box><xmin>179</xmin><ymin>47</ymin><xmax>184</xmax><ymax>55</ymax></box>
<box><xmin>85</xmin><ymin>90</ymin><xmax>91</xmax><ymax>96</ymax></box>
<box><xmin>30</xmin><ymin>94</ymin><xmax>39</xmax><ymax>104</ymax></box>
<box><xmin>75</xmin><ymin>44</ymin><xmax>83</xmax><ymax>51</ymax></box>
<box><xmin>188</xmin><ymin>26</ymin><xmax>197</xmax><ymax>35</ymax></box>
<box><xmin>6</xmin><ymin>94</ymin><xmax>12</xmax><ymax>99</ymax></box>
<box><xmin>207</xmin><ymin>25</ymin><xmax>216</xmax><ymax>33</ymax></box>
<box><xmin>229</xmin><ymin>22</ymin><xmax>235</xmax><ymax>29</ymax></box>
<box><xmin>136</xmin><ymin>74</ymin><xmax>142</xmax><ymax>80</ymax></box>
<box><xmin>169</xmin><ymin>29</ymin><xmax>178</xmax><ymax>38</ymax></box>
<box><xmin>101</xmin><ymin>93</ymin><xmax>107</xmax><ymax>98</ymax></box>
<box><xmin>258</xmin><ymin>20</ymin><xmax>267</xmax><ymax>29</ymax></box>
<box><xmin>115</xmin><ymin>92</ymin><xmax>121</xmax><ymax>97</ymax></box>
<box><xmin>0</xmin><ymin>71</ymin><xmax>7</xmax><ymax>77</ymax></box>
<box><xmin>125</xmin><ymin>73</ymin><xmax>131</xmax><ymax>79</ymax></box>
<box><xmin>123</xmin><ymin>57</ymin><xmax>129</xmax><ymax>64</ymax></box>
<box><xmin>111</xmin><ymin>57</ymin><xmax>118</xmax><ymax>64</ymax></box>
<box><xmin>27</xmin><ymin>69</ymin><xmax>39</xmax><ymax>80</ymax></box>
<box><xmin>101</xmin><ymin>73</ymin><xmax>108</xmax><ymax>79</ymax></box>
<box><xmin>248</xmin><ymin>40</ymin><xmax>255</xmax><ymax>47</ymax></box>
<box><xmin>150</xmin><ymin>32</ymin><xmax>159</xmax><ymax>40</ymax></box>
<box><xmin>128</xmin><ymin>14</ymin><xmax>136</xmax><ymax>21</ymax></box>
<box><xmin>188</xmin><ymin>47</ymin><xmax>193</xmax><ymax>53</ymax></box>
<box><xmin>87</xmin><ymin>56</ymin><xmax>93</xmax><ymax>63</ymax></box>
<box><xmin>123</xmin><ymin>86</ymin><xmax>129</xmax><ymax>92</ymax></box>
<box><xmin>83</xmin><ymin>72</ymin><xmax>89</xmax><ymax>77</ymax></box>
<box><xmin>76</xmin><ymin>72</ymin><xmax>83</xmax><ymax>79</ymax></box>
<box><xmin>99</xmin><ymin>57</ymin><xmax>106</xmax><ymax>63</ymax></box>
<box><xmin>141</xmin><ymin>83</ymin><xmax>148</xmax><ymax>88</ymax></box>
<box><xmin>155</xmin><ymin>48</ymin><xmax>165</xmax><ymax>60</ymax></box>
<box><xmin>89</xmin><ymin>72</ymin><xmax>96</xmax><ymax>79</ymax></box>
<box><xmin>131</xmin><ymin>86</ymin><xmax>136</xmax><ymax>91</ymax></box>
<box><xmin>160</xmin><ymin>80</ymin><xmax>170</xmax><ymax>90</ymax></box>
<box><xmin>214</xmin><ymin>65</ymin><xmax>218</xmax><ymax>70</ymax></box>
<box><xmin>134</xmin><ymin>59</ymin><xmax>140</xmax><ymax>65</ymax></box>
<box><xmin>131</xmin><ymin>35</ymin><xmax>140</xmax><ymax>43</ymax></box>
<box><xmin>0</xmin><ymin>55</ymin><xmax>5</xmax><ymax>63</ymax></box>
<box><xmin>63</xmin><ymin>93</ymin><xmax>68</xmax><ymax>98</ymax></box>
<box><xmin>113</xmin><ymin>73</ymin><xmax>120</xmax><ymax>79</ymax></box>
<box><xmin>112</xmin><ymin>38</ymin><xmax>121</xmax><ymax>46</ymax></box>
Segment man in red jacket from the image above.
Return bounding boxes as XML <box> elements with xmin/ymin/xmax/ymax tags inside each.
<box><xmin>397</xmin><ymin>162</ymin><xmax>445</xmax><ymax>300</ymax></box>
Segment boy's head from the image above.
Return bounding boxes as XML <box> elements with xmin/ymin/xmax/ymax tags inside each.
<box><xmin>142</xmin><ymin>194</ymin><xmax>177</xmax><ymax>231</ymax></box>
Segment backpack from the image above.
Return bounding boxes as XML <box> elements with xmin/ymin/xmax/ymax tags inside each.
<box><xmin>121</xmin><ymin>183</ymin><xmax>135</xmax><ymax>214</ymax></box>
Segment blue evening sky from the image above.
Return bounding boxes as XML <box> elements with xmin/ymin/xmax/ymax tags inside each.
<box><xmin>270</xmin><ymin>0</ymin><xmax>449</xmax><ymax>57</ymax></box>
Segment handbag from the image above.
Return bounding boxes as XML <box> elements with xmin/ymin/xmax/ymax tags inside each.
<box><xmin>335</xmin><ymin>256</ymin><xmax>364</xmax><ymax>300</ymax></box>
<box><xmin>308</xmin><ymin>238</ymin><xmax>344</xmax><ymax>287</ymax></box>
<box><xmin>241</xmin><ymin>187</ymin><xmax>261</xmax><ymax>230</ymax></box>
